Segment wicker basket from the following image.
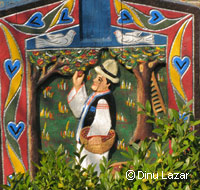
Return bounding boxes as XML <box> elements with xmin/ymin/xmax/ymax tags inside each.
<box><xmin>80</xmin><ymin>126</ymin><xmax>116</xmax><ymax>154</ymax></box>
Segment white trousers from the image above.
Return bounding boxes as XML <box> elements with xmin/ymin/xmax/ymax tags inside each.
<box><xmin>76</xmin><ymin>143</ymin><xmax>109</xmax><ymax>175</ymax></box>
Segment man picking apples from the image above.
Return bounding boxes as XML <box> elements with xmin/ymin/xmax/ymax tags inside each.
<box><xmin>67</xmin><ymin>59</ymin><xmax>119</xmax><ymax>174</ymax></box>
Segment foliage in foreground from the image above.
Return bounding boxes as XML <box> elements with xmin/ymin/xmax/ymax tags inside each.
<box><xmin>1</xmin><ymin>101</ymin><xmax>200</xmax><ymax>190</ymax></box>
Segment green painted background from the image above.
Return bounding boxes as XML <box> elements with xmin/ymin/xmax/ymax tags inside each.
<box><xmin>39</xmin><ymin>58</ymin><xmax>168</xmax><ymax>162</ymax></box>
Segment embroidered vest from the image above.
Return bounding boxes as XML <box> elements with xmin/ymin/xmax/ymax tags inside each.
<box><xmin>83</xmin><ymin>92</ymin><xmax>116</xmax><ymax>130</ymax></box>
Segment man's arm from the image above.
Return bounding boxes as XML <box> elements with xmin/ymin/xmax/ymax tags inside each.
<box><xmin>67</xmin><ymin>71</ymin><xmax>88</xmax><ymax>118</ymax></box>
<box><xmin>72</xmin><ymin>71</ymin><xmax>85</xmax><ymax>92</ymax></box>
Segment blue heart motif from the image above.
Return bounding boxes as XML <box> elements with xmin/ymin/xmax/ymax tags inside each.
<box><xmin>26</xmin><ymin>12</ymin><xmax>44</xmax><ymax>28</ymax></box>
<box><xmin>173</xmin><ymin>56</ymin><xmax>190</xmax><ymax>76</ymax></box>
<box><xmin>8</xmin><ymin>122</ymin><xmax>25</xmax><ymax>140</ymax></box>
<box><xmin>58</xmin><ymin>8</ymin><xmax>74</xmax><ymax>24</ymax></box>
<box><xmin>149</xmin><ymin>10</ymin><xmax>165</xmax><ymax>25</ymax></box>
<box><xmin>5</xmin><ymin>59</ymin><xmax>20</xmax><ymax>79</ymax></box>
<box><xmin>118</xmin><ymin>9</ymin><xmax>133</xmax><ymax>24</ymax></box>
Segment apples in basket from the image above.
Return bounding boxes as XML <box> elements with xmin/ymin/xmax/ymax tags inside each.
<box><xmin>80</xmin><ymin>126</ymin><xmax>116</xmax><ymax>154</ymax></box>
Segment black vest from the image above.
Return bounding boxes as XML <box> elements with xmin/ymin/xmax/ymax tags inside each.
<box><xmin>83</xmin><ymin>92</ymin><xmax>116</xmax><ymax>130</ymax></box>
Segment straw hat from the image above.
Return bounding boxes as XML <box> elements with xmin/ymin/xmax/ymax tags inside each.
<box><xmin>94</xmin><ymin>59</ymin><xmax>119</xmax><ymax>83</ymax></box>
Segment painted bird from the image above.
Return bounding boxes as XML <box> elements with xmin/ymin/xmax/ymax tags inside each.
<box><xmin>114</xmin><ymin>30</ymin><xmax>154</xmax><ymax>45</ymax></box>
<box><xmin>36</xmin><ymin>30</ymin><xmax>76</xmax><ymax>48</ymax></box>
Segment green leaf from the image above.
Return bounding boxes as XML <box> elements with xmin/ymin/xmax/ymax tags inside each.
<box><xmin>167</xmin><ymin>155</ymin><xmax>173</xmax><ymax>167</ymax></box>
<box><xmin>128</xmin><ymin>146</ymin><xmax>135</xmax><ymax>157</ymax></box>
<box><xmin>176</xmin><ymin>97</ymin><xmax>185</xmax><ymax>110</ymax></box>
<box><xmin>132</xmin><ymin>143</ymin><xmax>140</xmax><ymax>151</ymax></box>
<box><xmin>146</xmin><ymin>119</ymin><xmax>155</xmax><ymax>124</ymax></box>
<box><xmin>38</xmin><ymin>149</ymin><xmax>45</xmax><ymax>155</ymax></box>
<box><xmin>177</xmin><ymin>125</ymin><xmax>184</xmax><ymax>136</ymax></box>
<box><xmin>0</xmin><ymin>185</ymin><xmax>10</xmax><ymax>189</ymax></box>
<box><xmin>168</xmin><ymin>109</ymin><xmax>179</xmax><ymax>120</ymax></box>
<box><xmin>99</xmin><ymin>163</ymin><xmax>105</xmax><ymax>173</ymax></box>
<box><xmin>187</xmin><ymin>132</ymin><xmax>195</xmax><ymax>141</ymax></box>
<box><xmin>121</xmin><ymin>152</ymin><xmax>132</xmax><ymax>159</ymax></box>
<box><xmin>153</xmin><ymin>128</ymin><xmax>164</xmax><ymax>134</ymax></box>
<box><xmin>155</xmin><ymin>141</ymin><xmax>161</xmax><ymax>153</ymax></box>
<box><xmin>145</xmin><ymin>100</ymin><xmax>151</xmax><ymax>113</ymax></box>
<box><xmin>137</xmin><ymin>111</ymin><xmax>145</xmax><ymax>115</ymax></box>
<box><xmin>137</xmin><ymin>102</ymin><xmax>144</xmax><ymax>110</ymax></box>
<box><xmin>183</xmin><ymin>123</ymin><xmax>189</xmax><ymax>133</ymax></box>
<box><xmin>174</xmin><ymin>161</ymin><xmax>184</xmax><ymax>169</ymax></box>
<box><xmin>185</xmin><ymin>185</ymin><xmax>191</xmax><ymax>190</ymax></box>
<box><xmin>73</xmin><ymin>152</ymin><xmax>80</xmax><ymax>159</ymax></box>
<box><xmin>141</xmin><ymin>182</ymin><xmax>150</xmax><ymax>190</ymax></box>
<box><xmin>32</xmin><ymin>162</ymin><xmax>40</xmax><ymax>169</ymax></box>
<box><xmin>155</xmin><ymin>118</ymin><xmax>165</xmax><ymax>126</ymax></box>
<box><xmin>191</xmin><ymin>120</ymin><xmax>200</xmax><ymax>126</ymax></box>
<box><xmin>185</xmin><ymin>99</ymin><xmax>193</xmax><ymax>108</ymax></box>
<box><xmin>182</xmin><ymin>157</ymin><xmax>191</xmax><ymax>170</ymax></box>
<box><xmin>171</xmin><ymin>138</ymin><xmax>177</xmax><ymax>152</ymax></box>
<box><xmin>179</xmin><ymin>145</ymin><xmax>189</xmax><ymax>153</ymax></box>
<box><xmin>80</xmin><ymin>155</ymin><xmax>87</xmax><ymax>164</ymax></box>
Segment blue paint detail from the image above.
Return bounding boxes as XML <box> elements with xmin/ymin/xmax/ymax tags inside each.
<box><xmin>154</xmin><ymin>34</ymin><xmax>166</xmax><ymax>45</ymax></box>
<box><xmin>173</xmin><ymin>56</ymin><xmax>190</xmax><ymax>76</ymax></box>
<box><xmin>0</xmin><ymin>0</ymin><xmax>40</xmax><ymax>11</ymax></box>
<box><xmin>118</xmin><ymin>9</ymin><xmax>133</xmax><ymax>24</ymax></box>
<box><xmin>8</xmin><ymin>122</ymin><xmax>25</xmax><ymax>140</ymax></box>
<box><xmin>80</xmin><ymin>0</ymin><xmax>111</xmax><ymax>40</ymax></box>
<box><xmin>5</xmin><ymin>59</ymin><xmax>20</xmax><ymax>79</ymax></box>
<box><xmin>149</xmin><ymin>10</ymin><xmax>165</xmax><ymax>24</ymax></box>
<box><xmin>58</xmin><ymin>8</ymin><xmax>74</xmax><ymax>24</ymax></box>
<box><xmin>7</xmin><ymin>175</ymin><xmax>13</xmax><ymax>186</ymax></box>
<box><xmin>90</xmin><ymin>106</ymin><xmax>96</xmax><ymax>112</ymax></box>
<box><xmin>26</xmin><ymin>12</ymin><xmax>44</xmax><ymax>28</ymax></box>
<box><xmin>179</xmin><ymin>112</ymin><xmax>188</xmax><ymax>122</ymax></box>
<box><xmin>26</xmin><ymin>26</ymin><xmax>167</xmax><ymax>49</ymax></box>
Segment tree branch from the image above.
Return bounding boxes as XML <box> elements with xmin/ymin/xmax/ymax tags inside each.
<box><xmin>37</xmin><ymin>58</ymin><xmax>64</xmax><ymax>87</ymax></box>
<box><xmin>148</xmin><ymin>59</ymin><xmax>165</xmax><ymax>71</ymax></box>
<box><xmin>31</xmin><ymin>65</ymin><xmax>41</xmax><ymax>83</ymax></box>
<box><xmin>42</xmin><ymin>66</ymin><xmax>47</xmax><ymax>76</ymax></box>
<box><xmin>132</xmin><ymin>66</ymin><xmax>142</xmax><ymax>81</ymax></box>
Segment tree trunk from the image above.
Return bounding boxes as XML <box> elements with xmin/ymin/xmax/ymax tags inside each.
<box><xmin>27</xmin><ymin>60</ymin><xmax>62</xmax><ymax>178</ymax></box>
<box><xmin>27</xmin><ymin>63</ymin><xmax>41</xmax><ymax>178</ymax></box>
<box><xmin>129</xmin><ymin>65</ymin><xmax>155</xmax><ymax>144</ymax></box>
<box><xmin>28</xmin><ymin>88</ymin><xmax>41</xmax><ymax>178</ymax></box>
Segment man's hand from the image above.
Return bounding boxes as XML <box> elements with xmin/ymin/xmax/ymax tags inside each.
<box><xmin>73</xmin><ymin>71</ymin><xmax>85</xmax><ymax>92</ymax></box>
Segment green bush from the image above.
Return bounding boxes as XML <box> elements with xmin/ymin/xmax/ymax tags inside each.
<box><xmin>116</xmin><ymin>100</ymin><xmax>200</xmax><ymax>190</ymax></box>
<box><xmin>1</xmin><ymin>101</ymin><xmax>200</xmax><ymax>190</ymax></box>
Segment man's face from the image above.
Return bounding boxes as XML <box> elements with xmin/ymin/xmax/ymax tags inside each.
<box><xmin>91</xmin><ymin>74</ymin><xmax>110</xmax><ymax>92</ymax></box>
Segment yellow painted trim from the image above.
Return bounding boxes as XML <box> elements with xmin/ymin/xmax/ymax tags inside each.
<box><xmin>50</xmin><ymin>0</ymin><xmax>75</xmax><ymax>27</ymax></box>
<box><xmin>169</xmin><ymin>20</ymin><xmax>189</xmax><ymax>101</ymax></box>
<box><xmin>0</xmin><ymin>24</ymin><xmax>23</xmax><ymax>109</ymax></box>
<box><xmin>114</xmin><ymin>0</ymin><xmax>144</xmax><ymax>28</ymax></box>
<box><xmin>7</xmin><ymin>142</ymin><xmax>25</xmax><ymax>173</ymax></box>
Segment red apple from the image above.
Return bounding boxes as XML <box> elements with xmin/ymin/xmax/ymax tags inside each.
<box><xmin>65</xmin><ymin>50</ymin><xmax>71</xmax><ymax>55</ymax></box>
<box><xmin>63</xmin><ymin>65</ymin><xmax>70</xmax><ymax>72</ymax></box>
<box><xmin>33</xmin><ymin>51</ymin><xmax>39</xmax><ymax>56</ymax></box>
<box><xmin>37</xmin><ymin>58</ymin><xmax>44</xmax><ymax>66</ymax></box>
<box><xmin>75</xmin><ymin>62</ymin><xmax>81</xmax><ymax>67</ymax></box>
<box><xmin>78</xmin><ymin>70</ymin><xmax>84</xmax><ymax>77</ymax></box>
<box><xmin>51</xmin><ymin>56</ymin><xmax>57</xmax><ymax>62</ymax></box>
<box><xmin>89</xmin><ymin>59</ymin><xmax>97</xmax><ymax>65</ymax></box>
